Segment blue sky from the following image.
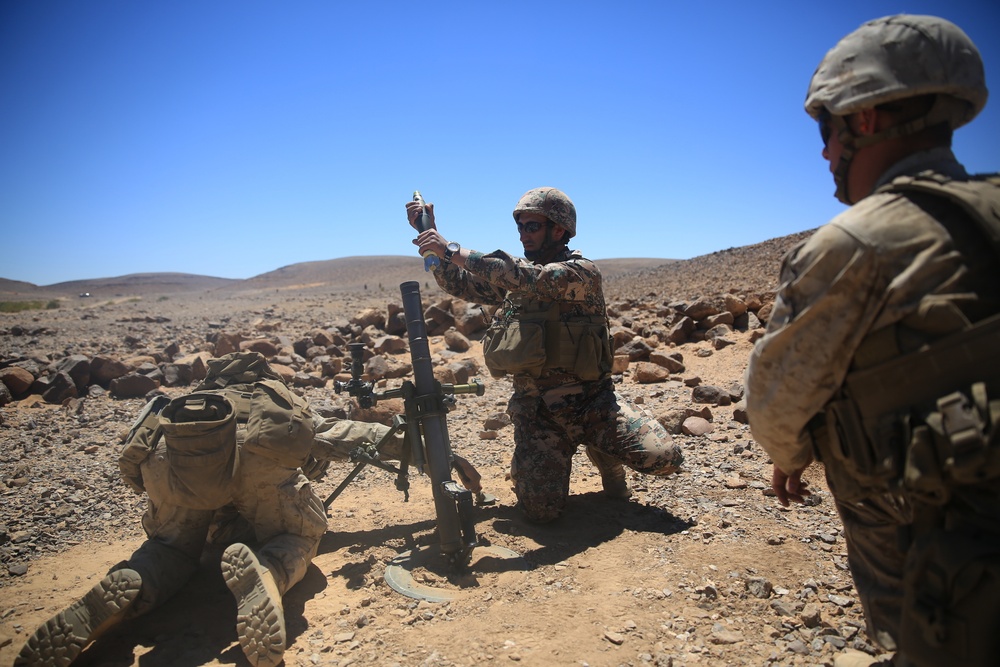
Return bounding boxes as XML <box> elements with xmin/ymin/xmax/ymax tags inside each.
<box><xmin>2</xmin><ymin>1</ymin><xmax>998</xmax><ymax>286</ymax></box>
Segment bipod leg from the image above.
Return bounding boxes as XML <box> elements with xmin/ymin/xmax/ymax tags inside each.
<box><xmin>324</xmin><ymin>418</ymin><xmax>410</xmax><ymax>510</ymax></box>
<box><xmin>391</xmin><ymin>414</ymin><xmax>411</xmax><ymax>498</ymax></box>
<box><xmin>323</xmin><ymin>460</ymin><xmax>367</xmax><ymax>509</ymax></box>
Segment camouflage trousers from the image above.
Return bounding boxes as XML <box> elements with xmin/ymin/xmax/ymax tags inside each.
<box><xmin>829</xmin><ymin>475</ymin><xmax>1000</xmax><ymax>666</ymax></box>
<box><xmin>119</xmin><ymin>446</ymin><xmax>328</xmax><ymax>618</ymax></box>
<box><xmin>507</xmin><ymin>378</ymin><xmax>682</xmax><ymax>522</ymax></box>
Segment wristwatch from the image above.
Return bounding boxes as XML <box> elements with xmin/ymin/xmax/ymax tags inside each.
<box><xmin>444</xmin><ymin>241</ymin><xmax>461</xmax><ymax>263</ymax></box>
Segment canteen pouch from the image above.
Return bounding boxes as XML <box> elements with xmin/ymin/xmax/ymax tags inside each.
<box><xmin>159</xmin><ymin>392</ymin><xmax>237</xmax><ymax>509</ymax></box>
<box><xmin>243</xmin><ymin>379</ymin><xmax>315</xmax><ymax>467</ymax></box>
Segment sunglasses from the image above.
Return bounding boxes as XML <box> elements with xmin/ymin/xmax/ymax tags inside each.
<box><xmin>516</xmin><ymin>220</ymin><xmax>550</xmax><ymax>234</ymax></box>
<box><xmin>818</xmin><ymin>108</ymin><xmax>833</xmax><ymax>147</ymax></box>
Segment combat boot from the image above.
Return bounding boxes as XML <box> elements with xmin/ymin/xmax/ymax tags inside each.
<box><xmin>15</xmin><ymin>568</ymin><xmax>142</xmax><ymax>667</ymax></box>
<box><xmin>221</xmin><ymin>542</ymin><xmax>286</xmax><ymax>667</ymax></box>
<box><xmin>585</xmin><ymin>447</ymin><xmax>632</xmax><ymax>499</ymax></box>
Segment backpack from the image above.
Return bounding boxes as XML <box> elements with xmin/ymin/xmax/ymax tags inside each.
<box><xmin>119</xmin><ymin>352</ymin><xmax>315</xmax><ymax>506</ymax></box>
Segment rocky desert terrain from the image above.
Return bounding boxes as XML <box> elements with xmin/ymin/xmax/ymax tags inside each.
<box><xmin>0</xmin><ymin>232</ymin><xmax>891</xmax><ymax>667</ymax></box>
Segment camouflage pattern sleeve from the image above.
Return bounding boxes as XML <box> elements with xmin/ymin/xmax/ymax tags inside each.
<box><xmin>745</xmin><ymin>221</ymin><xmax>882</xmax><ymax>474</ymax></box>
<box><xmin>431</xmin><ymin>251</ymin><xmax>508</xmax><ymax>306</ymax></box>
<box><xmin>433</xmin><ymin>247</ymin><xmax>606</xmax><ymax>313</ymax></box>
<box><xmin>465</xmin><ymin>248</ymin><xmax>605</xmax><ymax>310</ymax></box>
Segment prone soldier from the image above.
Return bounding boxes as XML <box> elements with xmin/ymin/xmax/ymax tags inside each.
<box><xmin>13</xmin><ymin>351</ymin><xmax>448</xmax><ymax>667</ymax></box>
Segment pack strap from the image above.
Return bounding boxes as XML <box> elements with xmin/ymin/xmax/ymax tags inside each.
<box><xmin>882</xmin><ymin>172</ymin><xmax>1000</xmax><ymax>258</ymax></box>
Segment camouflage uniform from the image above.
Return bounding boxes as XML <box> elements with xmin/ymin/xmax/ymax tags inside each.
<box><xmin>125</xmin><ymin>430</ymin><xmax>328</xmax><ymax>613</ymax></box>
<box><xmin>16</xmin><ymin>395</ymin><xmax>397</xmax><ymax>667</ymax></box>
<box><xmin>124</xmin><ymin>413</ymin><xmax>397</xmax><ymax>616</ymax></box>
<box><xmin>746</xmin><ymin>15</ymin><xmax>1000</xmax><ymax>665</ymax></box>
<box><xmin>433</xmin><ymin>242</ymin><xmax>682</xmax><ymax>522</ymax></box>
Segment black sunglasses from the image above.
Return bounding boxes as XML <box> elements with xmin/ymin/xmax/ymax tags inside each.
<box><xmin>516</xmin><ymin>220</ymin><xmax>550</xmax><ymax>234</ymax></box>
<box><xmin>818</xmin><ymin>108</ymin><xmax>833</xmax><ymax>147</ymax></box>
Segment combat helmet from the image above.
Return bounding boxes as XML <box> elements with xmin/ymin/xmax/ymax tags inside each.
<box><xmin>804</xmin><ymin>14</ymin><xmax>988</xmax><ymax>203</ymax></box>
<box><xmin>512</xmin><ymin>187</ymin><xmax>576</xmax><ymax>238</ymax></box>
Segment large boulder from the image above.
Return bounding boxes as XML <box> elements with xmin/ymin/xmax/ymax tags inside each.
<box><xmin>90</xmin><ymin>355</ymin><xmax>129</xmax><ymax>387</ymax></box>
<box><xmin>110</xmin><ymin>373</ymin><xmax>159</xmax><ymax>399</ymax></box>
<box><xmin>0</xmin><ymin>366</ymin><xmax>34</xmax><ymax>397</ymax></box>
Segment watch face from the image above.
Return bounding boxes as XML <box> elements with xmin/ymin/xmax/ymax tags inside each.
<box><xmin>447</xmin><ymin>242</ymin><xmax>460</xmax><ymax>253</ymax></box>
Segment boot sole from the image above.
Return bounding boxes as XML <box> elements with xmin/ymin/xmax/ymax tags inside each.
<box><xmin>15</xmin><ymin>568</ymin><xmax>141</xmax><ymax>667</ymax></box>
<box><xmin>220</xmin><ymin>543</ymin><xmax>286</xmax><ymax>667</ymax></box>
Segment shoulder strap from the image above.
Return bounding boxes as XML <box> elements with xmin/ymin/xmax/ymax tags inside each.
<box><xmin>881</xmin><ymin>171</ymin><xmax>1000</xmax><ymax>259</ymax></box>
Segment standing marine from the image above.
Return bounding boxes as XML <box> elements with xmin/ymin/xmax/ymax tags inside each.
<box><xmin>406</xmin><ymin>187</ymin><xmax>683</xmax><ymax>523</ymax></box>
<box><xmin>745</xmin><ymin>14</ymin><xmax>1000</xmax><ymax>667</ymax></box>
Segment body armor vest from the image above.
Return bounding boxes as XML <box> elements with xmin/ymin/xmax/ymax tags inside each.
<box><xmin>482</xmin><ymin>293</ymin><xmax>613</xmax><ymax>382</ymax></box>
<box><xmin>814</xmin><ymin>172</ymin><xmax>1000</xmax><ymax>503</ymax></box>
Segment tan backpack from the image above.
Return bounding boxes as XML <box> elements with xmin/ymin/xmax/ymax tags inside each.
<box><xmin>119</xmin><ymin>352</ymin><xmax>315</xmax><ymax>507</ymax></box>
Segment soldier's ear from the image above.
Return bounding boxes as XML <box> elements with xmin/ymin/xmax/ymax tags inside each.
<box><xmin>856</xmin><ymin>108</ymin><xmax>879</xmax><ymax>136</ymax></box>
<box><xmin>551</xmin><ymin>224</ymin><xmax>567</xmax><ymax>241</ymax></box>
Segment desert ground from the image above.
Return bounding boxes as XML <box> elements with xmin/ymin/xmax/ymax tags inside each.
<box><xmin>0</xmin><ymin>234</ymin><xmax>889</xmax><ymax>667</ymax></box>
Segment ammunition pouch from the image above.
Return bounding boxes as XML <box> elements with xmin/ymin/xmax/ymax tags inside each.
<box><xmin>900</xmin><ymin>526</ymin><xmax>1000</xmax><ymax>666</ymax></box>
<box><xmin>483</xmin><ymin>300</ymin><xmax>612</xmax><ymax>381</ymax></box>
<box><xmin>814</xmin><ymin>314</ymin><xmax>1000</xmax><ymax>503</ymax></box>
<box><xmin>159</xmin><ymin>392</ymin><xmax>238</xmax><ymax>509</ymax></box>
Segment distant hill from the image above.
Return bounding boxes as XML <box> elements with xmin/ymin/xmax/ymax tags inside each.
<box><xmin>0</xmin><ymin>273</ymin><xmax>238</xmax><ymax>299</ymax></box>
<box><xmin>0</xmin><ymin>255</ymin><xmax>678</xmax><ymax>299</ymax></box>
<box><xmin>0</xmin><ymin>235</ymin><xmax>814</xmax><ymax>302</ymax></box>
<box><xmin>44</xmin><ymin>273</ymin><xmax>237</xmax><ymax>298</ymax></box>
<box><xmin>604</xmin><ymin>229</ymin><xmax>815</xmax><ymax>302</ymax></box>
<box><xmin>232</xmin><ymin>256</ymin><xmax>433</xmax><ymax>294</ymax></box>
<box><xmin>0</xmin><ymin>278</ymin><xmax>38</xmax><ymax>296</ymax></box>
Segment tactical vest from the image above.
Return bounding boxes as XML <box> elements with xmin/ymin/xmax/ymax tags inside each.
<box><xmin>119</xmin><ymin>352</ymin><xmax>315</xmax><ymax>509</ymax></box>
<box><xmin>481</xmin><ymin>294</ymin><xmax>613</xmax><ymax>382</ymax></box>
<box><xmin>814</xmin><ymin>172</ymin><xmax>1000</xmax><ymax>503</ymax></box>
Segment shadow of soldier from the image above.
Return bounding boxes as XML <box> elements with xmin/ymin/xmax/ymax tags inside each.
<box><xmin>486</xmin><ymin>490</ymin><xmax>693</xmax><ymax>567</ymax></box>
<box><xmin>314</xmin><ymin>517</ymin><xmax>439</xmax><ymax>590</ymax></box>
<box><xmin>70</xmin><ymin>547</ymin><xmax>328</xmax><ymax>667</ymax></box>
<box><xmin>311</xmin><ymin>493</ymin><xmax>690</xmax><ymax>602</ymax></box>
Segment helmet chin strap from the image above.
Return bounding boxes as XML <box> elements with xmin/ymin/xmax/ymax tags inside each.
<box><xmin>829</xmin><ymin>97</ymin><xmax>956</xmax><ymax>205</ymax></box>
<box><xmin>829</xmin><ymin>115</ymin><xmax>857</xmax><ymax>205</ymax></box>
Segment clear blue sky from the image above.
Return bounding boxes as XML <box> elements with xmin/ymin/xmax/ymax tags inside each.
<box><xmin>2</xmin><ymin>1</ymin><xmax>998</xmax><ymax>286</ymax></box>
